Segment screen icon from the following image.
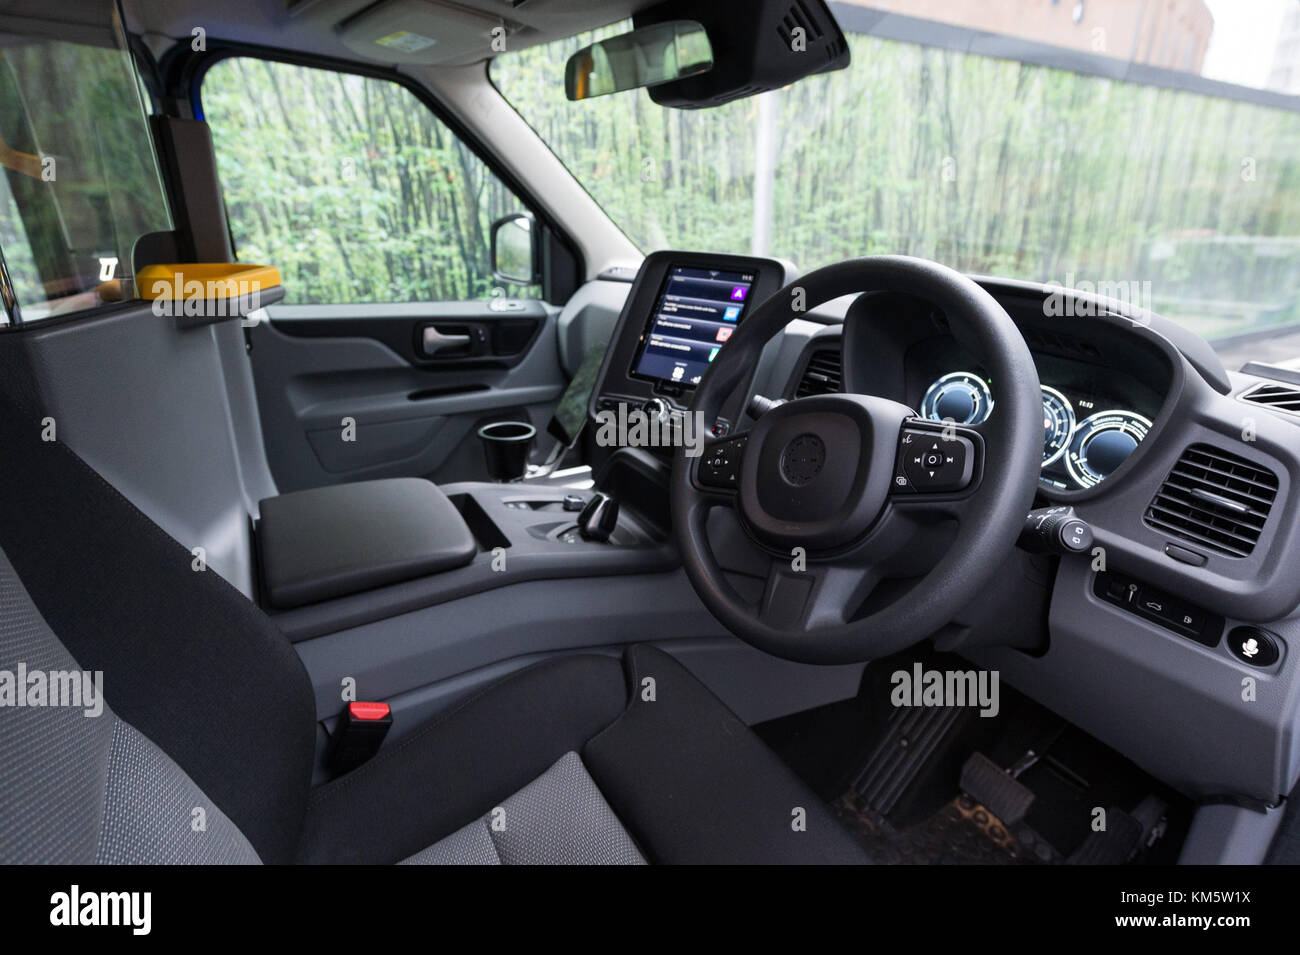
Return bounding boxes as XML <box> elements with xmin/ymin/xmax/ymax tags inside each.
<box><xmin>715</xmin><ymin>327</ymin><xmax>733</xmax><ymax>342</ymax></box>
<box><xmin>708</xmin><ymin>347</ymin><xmax>720</xmax><ymax>362</ymax></box>
<box><xmin>729</xmin><ymin>286</ymin><xmax>748</xmax><ymax>301</ymax></box>
<box><xmin>723</xmin><ymin>305</ymin><xmax>741</xmax><ymax>322</ymax></box>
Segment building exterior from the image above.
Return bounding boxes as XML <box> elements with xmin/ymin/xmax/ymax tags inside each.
<box><xmin>844</xmin><ymin>0</ymin><xmax>1214</xmax><ymax>72</ymax></box>
<box><xmin>1267</xmin><ymin>2</ymin><xmax>1300</xmax><ymax>94</ymax></box>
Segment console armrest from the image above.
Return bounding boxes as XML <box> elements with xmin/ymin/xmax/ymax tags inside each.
<box><xmin>257</xmin><ymin>478</ymin><xmax>476</xmax><ymax>609</ymax></box>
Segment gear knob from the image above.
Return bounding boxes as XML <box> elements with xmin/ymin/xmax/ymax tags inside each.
<box><xmin>577</xmin><ymin>492</ymin><xmax>619</xmax><ymax>542</ymax></box>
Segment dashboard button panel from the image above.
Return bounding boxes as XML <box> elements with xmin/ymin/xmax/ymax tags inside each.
<box><xmin>1093</xmin><ymin>571</ymin><xmax>1222</xmax><ymax>647</ymax></box>
<box><xmin>891</xmin><ymin>427</ymin><xmax>977</xmax><ymax>493</ymax></box>
<box><xmin>698</xmin><ymin>436</ymin><xmax>748</xmax><ymax>489</ymax></box>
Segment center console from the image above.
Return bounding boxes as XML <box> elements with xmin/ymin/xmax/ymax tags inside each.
<box><xmin>257</xmin><ymin>252</ymin><xmax>795</xmax><ymax>639</ymax></box>
<box><xmin>589</xmin><ymin>250</ymin><xmax>794</xmax><ymax>445</ymax></box>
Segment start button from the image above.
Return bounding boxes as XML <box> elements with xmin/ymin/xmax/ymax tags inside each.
<box><xmin>1226</xmin><ymin>626</ymin><xmax>1281</xmax><ymax>667</ymax></box>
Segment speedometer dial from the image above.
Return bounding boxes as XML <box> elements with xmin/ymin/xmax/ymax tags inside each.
<box><xmin>1040</xmin><ymin>386</ymin><xmax>1074</xmax><ymax>467</ymax></box>
<box><xmin>920</xmin><ymin>372</ymin><xmax>993</xmax><ymax>425</ymax></box>
<box><xmin>1065</xmin><ymin>410</ymin><xmax>1152</xmax><ymax>488</ymax></box>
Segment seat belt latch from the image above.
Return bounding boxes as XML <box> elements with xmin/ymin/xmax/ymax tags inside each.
<box><xmin>327</xmin><ymin>701</ymin><xmax>392</xmax><ymax>775</ymax></box>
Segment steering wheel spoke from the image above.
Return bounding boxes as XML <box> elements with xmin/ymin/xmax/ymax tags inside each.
<box><xmin>887</xmin><ymin>419</ymin><xmax>983</xmax><ymax>497</ymax></box>
<box><xmin>691</xmin><ymin>430</ymin><xmax>751</xmax><ymax>499</ymax></box>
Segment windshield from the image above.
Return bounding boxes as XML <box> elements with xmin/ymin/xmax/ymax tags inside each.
<box><xmin>492</xmin><ymin>0</ymin><xmax>1300</xmax><ymax>367</ymax></box>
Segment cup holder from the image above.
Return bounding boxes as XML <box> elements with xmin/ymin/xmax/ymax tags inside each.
<box><xmin>477</xmin><ymin>421</ymin><xmax>536</xmax><ymax>482</ymax></box>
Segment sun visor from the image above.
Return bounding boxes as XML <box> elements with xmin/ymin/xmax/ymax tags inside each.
<box><xmin>337</xmin><ymin>0</ymin><xmax>517</xmax><ymax>65</ymax></box>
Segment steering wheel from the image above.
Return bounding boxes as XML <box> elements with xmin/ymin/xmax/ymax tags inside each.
<box><xmin>672</xmin><ymin>256</ymin><xmax>1043</xmax><ymax>664</ymax></box>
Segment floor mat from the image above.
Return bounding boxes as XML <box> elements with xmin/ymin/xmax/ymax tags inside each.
<box><xmin>756</xmin><ymin>648</ymin><xmax>1193</xmax><ymax>864</ymax></box>
<box><xmin>833</xmin><ymin>792</ymin><xmax>1062</xmax><ymax>864</ymax></box>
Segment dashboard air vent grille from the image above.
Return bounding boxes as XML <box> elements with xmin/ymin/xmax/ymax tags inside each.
<box><xmin>1242</xmin><ymin>382</ymin><xmax>1300</xmax><ymax>416</ymax></box>
<box><xmin>795</xmin><ymin>347</ymin><xmax>842</xmax><ymax>397</ymax></box>
<box><xmin>1144</xmin><ymin>444</ymin><xmax>1278</xmax><ymax>558</ymax></box>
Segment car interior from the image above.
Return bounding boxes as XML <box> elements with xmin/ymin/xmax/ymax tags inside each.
<box><xmin>1</xmin><ymin>0</ymin><xmax>1299</xmax><ymax>873</ymax></box>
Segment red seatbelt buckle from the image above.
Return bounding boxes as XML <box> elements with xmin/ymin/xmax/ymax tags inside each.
<box><xmin>326</xmin><ymin>701</ymin><xmax>392</xmax><ymax>776</ymax></box>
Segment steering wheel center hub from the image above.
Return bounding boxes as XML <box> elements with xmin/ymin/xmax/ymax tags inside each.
<box><xmin>738</xmin><ymin>393</ymin><xmax>914</xmax><ymax>553</ymax></box>
<box><xmin>779</xmin><ymin>433</ymin><xmax>826</xmax><ymax>485</ymax></box>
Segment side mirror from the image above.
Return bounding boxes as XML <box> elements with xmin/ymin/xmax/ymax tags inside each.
<box><xmin>490</xmin><ymin>212</ymin><xmax>539</xmax><ymax>286</ymax></box>
<box><xmin>564</xmin><ymin>20</ymin><xmax>713</xmax><ymax>101</ymax></box>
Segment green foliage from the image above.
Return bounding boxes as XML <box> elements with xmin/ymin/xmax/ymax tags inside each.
<box><xmin>203</xmin><ymin>59</ymin><xmax>535</xmax><ymax>305</ymax></box>
<box><xmin>494</xmin><ymin>28</ymin><xmax>1300</xmax><ymax>340</ymax></box>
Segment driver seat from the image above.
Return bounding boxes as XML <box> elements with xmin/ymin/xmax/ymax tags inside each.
<box><xmin>0</xmin><ymin>389</ymin><xmax>868</xmax><ymax>865</ymax></box>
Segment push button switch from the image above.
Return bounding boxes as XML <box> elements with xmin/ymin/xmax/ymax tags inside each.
<box><xmin>1226</xmin><ymin>626</ymin><xmax>1280</xmax><ymax>667</ymax></box>
<box><xmin>698</xmin><ymin>436</ymin><xmax>747</xmax><ymax>489</ymax></box>
<box><xmin>899</xmin><ymin>430</ymin><xmax>975</xmax><ymax>492</ymax></box>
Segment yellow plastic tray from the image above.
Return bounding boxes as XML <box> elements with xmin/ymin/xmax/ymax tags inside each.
<box><xmin>136</xmin><ymin>263</ymin><xmax>281</xmax><ymax>301</ymax></box>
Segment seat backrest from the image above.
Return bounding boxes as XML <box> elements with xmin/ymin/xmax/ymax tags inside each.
<box><xmin>0</xmin><ymin>346</ymin><xmax>316</xmax><ymax>863</ymax></box>
<box><xmin>0</xmin><ymin>546</ymin><xmax>261</xmax><ymax>863</ymax></box>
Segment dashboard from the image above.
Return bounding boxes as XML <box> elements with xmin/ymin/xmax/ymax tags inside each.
<box><xmin>917</xmin><ymin>358</ymin><xmax>1159</xmax><ymax>492</ymax></box>
<box><xmin>579</xmin><ymin>253</ymin><xmax>1300</xmax><ymax>819</ymax></box>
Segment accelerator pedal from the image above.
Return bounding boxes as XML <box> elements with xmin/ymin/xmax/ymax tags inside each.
<box><xmin>959</xmin><ymin>752</ymin><xmax>1036</xmax><ymax>826</ymax></box>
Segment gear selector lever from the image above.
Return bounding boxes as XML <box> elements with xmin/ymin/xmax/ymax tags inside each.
<box><xmin>577</xmin><ymin>492</ymin><xmax>619</xmax><ymax>542</ymax></box>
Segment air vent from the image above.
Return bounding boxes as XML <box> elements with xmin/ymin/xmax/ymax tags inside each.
<box><xmin>795</xmin><ymin>347</ymin><xmax>842</xmax><ymax>397</ymax></box>
<box><xmin>1241</xmin><ymin>381</ymin><xmax>1300</xmax><ymax>416</ymax></box>
<box><xmin>1144</xmin><ymin>444</ymin><xmax>1279</xmax><ymax>558</ymax></box>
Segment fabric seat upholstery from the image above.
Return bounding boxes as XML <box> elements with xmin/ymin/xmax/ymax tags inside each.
<box><xmin>0</xmin><ymin>354</ymin><xmax>869</xmax><ymax>866</ymax></box>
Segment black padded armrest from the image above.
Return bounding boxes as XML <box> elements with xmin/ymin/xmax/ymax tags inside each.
<box><xmin>257</xmin><ymin>478</ymin><xmax>477</xmax><ymax>610</ymax></box>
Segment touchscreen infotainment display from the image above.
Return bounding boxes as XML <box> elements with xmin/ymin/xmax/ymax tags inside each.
<box><xmin>629</xmin><ymin>265</ymin><xmax>756</xmax><ymax>387</ymax></box>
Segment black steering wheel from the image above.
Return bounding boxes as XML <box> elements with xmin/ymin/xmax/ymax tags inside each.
<box><xmin>672</xmin><ymin>256</ymin><xmax>1043</xmax><ymax>664</ymax></box>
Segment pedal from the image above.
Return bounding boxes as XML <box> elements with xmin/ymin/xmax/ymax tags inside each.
<box><xmin>851</xmin><ymin>705</ymin><xmax>966</xmax><ymax>816</ymax></box>
<box><xmin>1067</xmin><ymin>806</ymin><xmax>1144</xmax><ymax>864</ymax></box>
<box><xmin>959</xmin><ymin>752</ymin><xmax>1036</xmax><ymax>826</ymax></box>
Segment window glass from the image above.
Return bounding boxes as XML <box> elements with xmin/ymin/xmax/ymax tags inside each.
<box><xmin>493</xmin><ymin>3</ymin><xmax>1300</xmax><ymax>358</ymax></box>
<box><xmin>0</xmin><ymin>8</ymin><xmax>172</xmax><ymax>323</ymax></box>
<box><xmin>202</xmin><ymin>58</ymin><xmax>539</xmax><ymax>304</ymax></box>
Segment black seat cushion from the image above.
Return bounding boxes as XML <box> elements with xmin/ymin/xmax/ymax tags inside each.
<box><xmin>584</xmin><ymin>645</ymin><xmax>871</xmax><ymax>864</ymax></box>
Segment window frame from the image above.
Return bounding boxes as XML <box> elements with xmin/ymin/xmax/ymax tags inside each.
<box><xmin>169</xmin><ymin>39</ymin><xmax>584</xmax><ymax>307</ymax></box>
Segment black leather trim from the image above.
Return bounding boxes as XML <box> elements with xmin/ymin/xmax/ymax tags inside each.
<box><xmin>257</xmin><ymin>478</ymin><xmax>477</xmax><ymax>609</ymax></box>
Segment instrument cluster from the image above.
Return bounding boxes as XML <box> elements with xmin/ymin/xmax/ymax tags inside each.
<box><xmin>919</xmin><ymin>370</ymin><xmax>1153</xmax><ymax>491</ymax></box>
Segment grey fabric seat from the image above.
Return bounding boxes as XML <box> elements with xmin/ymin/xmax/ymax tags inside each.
<box><xmin>0</xmin><ymin>391</ymin><xmax>869</xmax><ymax>865</ymax></box>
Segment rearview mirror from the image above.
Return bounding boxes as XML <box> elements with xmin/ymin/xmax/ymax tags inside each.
<box><xmin>565</xmin><ymin>20</ymin><xmax>713</xmax><ymax>101</ymax></box>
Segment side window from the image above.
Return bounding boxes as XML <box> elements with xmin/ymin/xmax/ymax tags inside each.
<box><xmin>0</xmin><ymin>11</ymin><xmax>172</xmax><ymax>324</ymax></box>
<box><xmin>201</xmin><ymin>58</ymin><xmax>540</xmax><ymax>305</ymax></box>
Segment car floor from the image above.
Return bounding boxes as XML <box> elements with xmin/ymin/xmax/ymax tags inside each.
<box><xmin>754</xmin><ymin>647</ymin><xmax>1192</xmax><ymax>865</ymax></box>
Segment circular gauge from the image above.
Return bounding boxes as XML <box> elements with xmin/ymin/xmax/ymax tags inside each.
<box><xmin>920</xmin><ymin>371</ymin><xmax>993</xmax><ymax>425</ymax></box>
<box><xmin>1065</xmin><ymin>410</ymin><xmax>1152</xmax><ymax>488</ymax></box>
<box><xmin>1040</xmin><ymin>386</ymin><xmax>1075</xmax><ymax>467</ymax></box>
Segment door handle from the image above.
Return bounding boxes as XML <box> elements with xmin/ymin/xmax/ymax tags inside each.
<box><xmin>421</xmin><ymin>326</ymin><xmax>471</xmax><ymax>355</ymax></box>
